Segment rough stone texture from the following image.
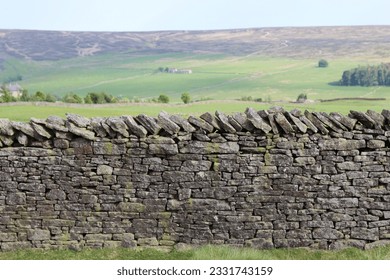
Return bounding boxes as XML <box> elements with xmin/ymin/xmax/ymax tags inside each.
<box><xmin>122</xmin><ymin>116</ymin><xmax>147</xmax><ymax>138</ymax></box>
<box><xmin>1</xmin><ymin>108</ymin><xmax>390</xmax><ymax>251</ymax></box>
<box><xmin>158</xmin><ymin>111</ymin><xmax>181</xmax><ymax>135</ymax></box>
<box><xmin>66</xmin><ymin>122</ymin><xmax>95</xmax><ymax>141</ymax></box>
<box><xmin>106</xmin><ymin>117</ymin><xmax>130</xmax><ymax>137</ymax></box>
<box><xmin>188</xmin><ymin>115</ymin><xmax>214</xmax><ymax>133</ymax></box>
<box><xmin>245</xmin><ymin>107</ymin><xmax>272</xmax><ymax>133</ymax></box>
<box><xmin>0</xmin><ymin>119</ymin><xmax>14</xmax><ymax>136</ymax></box>
<box><xmin>169</xmin><ymin>114</ymin><xmax>196</xmax><ymax>133</ymax></box>
<box><xmin>135</xmin><ymin>114</ymin><xmax>161</xmax><ymax>135</ymax></box>
<box><xmin>66</xmin><ymin>113</ymin><xmax>90</xmax><ymax>128</ymax></box>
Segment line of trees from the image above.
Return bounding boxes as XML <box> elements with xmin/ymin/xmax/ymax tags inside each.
<box><xmin>0</xmin><ymin>88</ymin><xmax>194</xmax><ymax>105</ymax></box>
<box><xmin>340</xmin><ymin>63</ymin><xmax>390</xmax><ymax>86</ymax></box>
<box><xmin>0</xmin><ymin>89</ymin><xmax>119</xmax><ymax>104</ymax></box>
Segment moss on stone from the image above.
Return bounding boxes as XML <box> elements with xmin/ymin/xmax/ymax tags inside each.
<box><xmin>104</xmin><ymin>142</ymin><xmax>113</xmax><ymax>154</ymax></box>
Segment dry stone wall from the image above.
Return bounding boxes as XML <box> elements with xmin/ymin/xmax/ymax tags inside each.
<box><xmin>1</xmin><ymin>107</ymin><xmax>390</xmax><ymax>251</ymax></box>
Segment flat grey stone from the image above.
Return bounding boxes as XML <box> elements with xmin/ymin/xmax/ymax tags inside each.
<box><xmin>274</xmin><ymin>113</ymin><xmax>294</xmax><ymax>134</ymax></box>
<box><xmin>122</xmin><ymin>116</ymin><xmax>147</xmax><ymax>138</ymax></box>
<box><xmin>66</xmin><ymin>113</ymin><xmax>90</xmax><ymax>127</ymax></box>
<box><xmin>158</xmin><ymin>111</ymin><xmax>181</xmax><ymax>135</ymax></box>
<box><xmin>0</xmin><ymin>118</ymin><xmax>14</xmax><ymax>136</ymax></box>
<box><xmin>188</xmin><ymin>115</ymin><xmax>214</xmax><ymax>133</ymax></box>
<box><xmin>106</xmin><ymin>117</ymin><xmax>130</xmax><ymax>137</ymax></box>
<box><xmin>66</xmin><ymin>121</ymin><xmax>95</xmax><ymax>140</ymax></box>
<box><xmin>135</xmin><ymin>114</ymin><xmax>161</xmax><ymax>135</ymax></box>
<box><xmin>215</xmin><ymin>111</ymin><xmax>236</xmax><ymax>133</ymax></box>
<box><xmin>200</xmin><ymin>112</ymin><xmax>221</xmax><ymax>130</ymax></box>
<box><xmin>245</xmin><ymin>107</ymin><xmax>271</xmax><ymax>133</ymax></box>
<box><xmin>169</xmin><ymin>114</ymin><xmax>196</xmax><ymax>133</ymax></box>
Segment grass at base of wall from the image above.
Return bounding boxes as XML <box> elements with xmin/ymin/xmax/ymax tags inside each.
<box><xmin>1</xmin><ymin>245</ymin><xmax>390</xmax><ymax>260</ymax></box>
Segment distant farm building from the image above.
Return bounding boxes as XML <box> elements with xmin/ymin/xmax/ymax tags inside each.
<box><xmin>166</xmin><ymin>68</ymin><xmax>192</xmax><ymax>74</ymax></box>
<box><xmin>0</xmin><ymin>83</ymin><xmax>23</xmax><ymax>98</ymax></box>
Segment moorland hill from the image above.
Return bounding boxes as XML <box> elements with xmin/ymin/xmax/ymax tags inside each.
<box><xmin>1</xmin><ymin>26</ymin><xmax>390</xmax><ymax>63</ymax></box>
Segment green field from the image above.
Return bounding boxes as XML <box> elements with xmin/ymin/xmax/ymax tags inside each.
<box><xmin>1</xmin><ymin>52</ymin><xmax>390</xmax><ymax>120</ymax></box>
<box><xmin>2</xmin><ymin>53</ymin><xmax>390</xmax><ymax>102</ymax></box>
<box><xmin>1</xmin><ymin>99</ymin><xmax>389</xmax><ymax>122</ymax></box>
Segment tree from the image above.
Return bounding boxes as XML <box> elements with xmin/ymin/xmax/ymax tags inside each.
<box><xmin>20</xmin><ymin>90</ymin><xmax>31</xmax><ymax>101</ymax></box>
<box><xmin>341</xmin><ymin>70</ymin><xmax>351</xmax><ymax>86</ymax></box>
<box><xmin>296</xmin><ymin>93</ymin><xmax>307</xmax><ymax>103</ymax></box>
<box><xmin>318</xmin><ymin>59</ymin><xmax>329</xmax><ymax>68</ymax></box>
<box><xmin>158</xmin><ymin>94</ymin><xmax>169</xmax><ymax>103</ymax></box>
<box><xmin>0</xmin><ymin>85</ymin><xmax>12</xmax><ymax>103</ymax></box>
<box><xmin>85</xmin><ymin>92</ymin><xmax>115</xmax><ymax>104</ymax></box>
<box><xmin>32</xmin><ymin>91</ymin><xmax>46</xmax><ymax>101</ymax></box>
<box><xmin>62</xmin><ymin>93</ymin><xmax>83</xmax><ymax>103</ymax></box>
<box><xmin>181</xmin><ymin>92</ymin><xmax>191</xmax><ymax>104</ymax></box>
<box><xmin>340</xmin><ymin>63</ymin><xmax>390</xmax><ymax>86</ymax></box>
<box><xmin>45</xmin><ymin>93</ymin><xmax>57</xmax><ymax>102</ymax></box>
<box><xmin>84</xmin><ymin>94</ymin><xmax>93</xmax><ymax>104</ymax></box>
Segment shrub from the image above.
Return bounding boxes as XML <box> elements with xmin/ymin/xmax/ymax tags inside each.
<box><xmin>158</xmin><ymin>94</ymin><xmax>169</xmax><ymax>103</ymax></box>
<box><xmin>318</xmin><ymin>59</ymin><xmax>329</xmax><ymax>68</ymax></box>
<box><xmin>240</xmin><ymin>96</ymin><xmax>253</xmax><ymax>101</ymax></box>
<box><xmin>181</xmin><ymin>92</ymin><xmax>191</xmax><ymax>104</ymax></box>
<box><xmin>32</xmin><ymin>91</ymin><xmax>46</xmax><ymax>102</ymax></box>
<box><xmin>62</xmin><ymin>93</ymin><xmax>83</xmax><ymax>103</ymax></box>
<box><xmin>45</xmin><ymin>93</ymin><xmax>57</xmax><ymax>102</ymax></box>
<box><xmin>296</xmin><ymin>93</ymin><xmax>307</xmax><ymax>103</ymax></box>
<box><xmin>84</xmin><ymin>92</ymin><xmax>115</xmax><ymax>104</ymax></box>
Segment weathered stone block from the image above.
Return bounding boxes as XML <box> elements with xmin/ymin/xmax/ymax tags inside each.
<box><xmin>97</xmin><ymin>165</ymin><xmax>113</xmax><ymax>175</ymax></box>
<box><xmin>158</xmin><ymin>111</ymin><xmax>181</xmax><ymax>135</ymax></box>
<box><xmin>106</xmin><ymin>117</ymin><xmax>130</xmax><ymax>137</ymax></box>
<box><xmin>367</xmin><ymin>140</ymin><xmax>385</xmax><ymax>149</ymax></box>
<box><xmin>6</xmin><ymin>192</ymin><xmax>26</xmax><ymax>205</ymax></box>
<box><xmin>351</xmin><ymin>228</ymin><xmax>379</xmax><ymax>241</ymax></box>
<box><xmin>122</xmin><ymin>116</ymin><xmax>148</xmax><ymax>138</ymax></box>
<box><xmin>0</xmin><ymin>233</ymin><xmax>17</xmax><ymax>242</ymax></box>
<box><xmin>148</xmin><ymin>144</ymin><xmax>178</xmax><ymax>155</ymax></box>
<box><xmin>66</xmin><ymin>113</ymin><xmax>90</xmax><ymax>127</ymax></box>
<box><xmin>318</xmin><ymin>138</ymin><xmax>366</xmax><ymax>150</ymax></box>
<box><xmin>336</xmin><ymin>161</ymin><xmax>361</xmax><ymax>171</ymax></box>
<box><xmin>46</xmin><ymin>189</ymin><xmax>66</xmax><ymax>200</ymax></box>
<box><xmin>180</xmin><ymin>141</ymin><xmax>239</xmax><ymax>154</ymax></box>
<box><xmin>317</xmin><ymin>198</ymin><xmax>358</xmax><ymax>209</ymax></box>
<box><xmin>186</xmin><ymin>161</ymin><xmax>213</xmax><ymax>173</ymax></box>
<box><xmin>295</xmin><ymin>157</ymin><xmax>316</xmax><ymax>166</ymax></box>
<box><xmin>27</xmin><ymin>229</ymin><xmax>50</xmax><ymax>241</ymax></box>
<box><xmin>245</xmin><ymin>238</ymin><xmax>274</xmax><ymax>249</ymax></box>
<box><xmin>199</xmin><ymin>112</ymin><xmax>221</xmax><ymax>130</ymax></box>
<box><xmin>67</xmin><ymin>122</ymin><xmax>95</xmax><ymax>140</ymax></box>
<box><xmin>54</xmin><ymin>138</ymin><xmax>69</xmax><ymax>149</ymax></box>
<box><xmin>93</xmin><ymin>141</ymin><xmax>126</xmax><ymax>155</ymax></box>
<box><xmin>85</xmin><ymin>234</ymin><xmax>112</xmax><ymax>241</ymax></box>
<box><xmin>169</xmin><ymin>114</ymin><xmax>196</xmax><ymax>132</ymax></box>
<box><xmin>245</xmin><ymin>108</ymin><xmax>271</xmax><ymax>133</ymax></box>
<box><xmin>0</xmin><ymin>119</ymin><xmax>14</xmax><ymax>136</ymax></box>
<box><xmin>313</xmin><ymin>228</ymin><xmax>344</xmax><ymax>239</ymax></box>
<box><xmin>163</xmin><ymin>171</ymin><xmax>194</xmax><ymax>183</ymax></box>
<box><xmin>265</xmin><ymin>153</ymin><xmax>293</xmax><ymax>166</ymax></box>
<box><xmin>118</xmin><ymin>202</ymin><xmax>145</xmax><ymax>212</ymax></box>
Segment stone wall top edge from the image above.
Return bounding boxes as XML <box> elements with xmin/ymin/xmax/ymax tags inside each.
<box><xmin>0</xmin><ymin>107</ymin><xmax>389</xmax><ymax>148</ymax></box>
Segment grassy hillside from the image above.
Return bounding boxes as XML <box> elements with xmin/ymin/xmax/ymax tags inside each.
<box><xmin>1</xmin><ymin>26</ymin><xmax>390</xmax><ymax>120</ymax></box>
<box><xmin>2</xmin><ymin>53</ymin><xmax>390</xmax><ymax>103</ymax></box>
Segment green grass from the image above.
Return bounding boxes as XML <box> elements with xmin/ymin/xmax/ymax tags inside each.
<box><xmin>1</xmin><ymin>245</ymin><xmax>390</xmax><ymax>260</ymax></box>
<box><xmin>1</xmin><ymin>99</ymin><xmax>389</xmax><ymax>122</ymax></box>
<box><xmin>3</xmin><ymin>53</ymin><xmax>390</xmax><ymax>103</ymax></box>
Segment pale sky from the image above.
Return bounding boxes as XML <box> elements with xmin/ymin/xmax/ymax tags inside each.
<box><xmin>1</xmin><ymin>0</ymin><xmax>389</xmax><ymax>32</ymax></box>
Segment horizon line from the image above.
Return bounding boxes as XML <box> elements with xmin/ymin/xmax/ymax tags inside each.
<box><xmin>1</xmin><ymin>24</ymin><xmax>389</xmax><ymax>33</ymax></box>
